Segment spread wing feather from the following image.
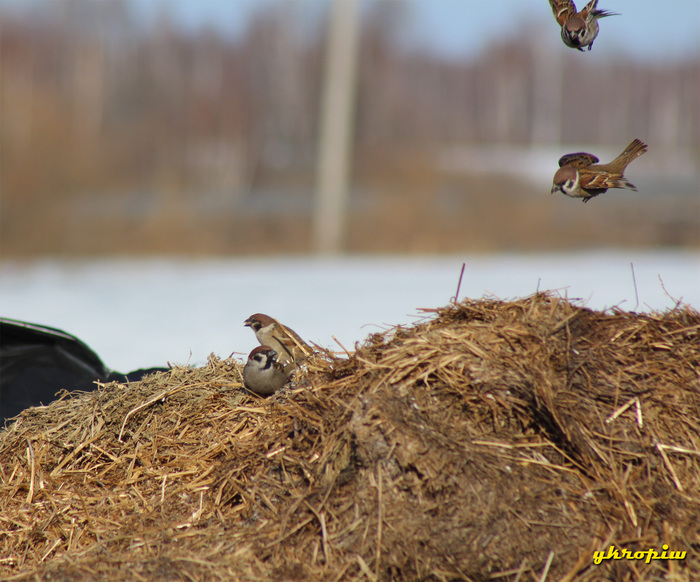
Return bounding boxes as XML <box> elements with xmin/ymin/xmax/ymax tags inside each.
<box><xmin>549</xmin><ymin>0</ymin><xmax>578</xmax><ymax>26</ymax></box>
<box><xmin>558</xmin><ymin>152</ymin><xmax>599</xmax><ymax>168</ymax></box>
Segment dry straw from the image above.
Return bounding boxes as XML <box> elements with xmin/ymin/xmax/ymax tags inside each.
<box><xmin>1</xmin><ymin>293</ymin><xmax>699</xmax><ymax>581</ymax></box>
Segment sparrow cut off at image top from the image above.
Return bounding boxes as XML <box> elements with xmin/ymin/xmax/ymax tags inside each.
<box><xmin>551</xmin><ymin>139</ymin><xmax>648</xmax><ymax>203</ymax></box>
<box><xmin>548</xmin><ymin>0</ymin><xmax>618</xmax><ymax>51</ymax></box>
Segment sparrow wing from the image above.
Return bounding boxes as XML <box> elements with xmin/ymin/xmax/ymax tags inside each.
<box><xmin>549</xmin><ymin>0</ymin><xmax>577</xmax><ymax>26</ymax></box>
<box><xmin>580</xmin><ymin>169</ymin><xmax>637</xmax><ymax>192</ymax></box>
<box><xmin>579</xmin><ymin>0</ymin><xmax>596</xmax><ymax>19</ymax></box>
<box><xmin>276</xmin><ymin>321</ymin><xmax>313</xmax><ymax>357</ymax></box>
<box><xmin>558</xmin><ymin>152</ymin><xmax>599</xmax><ymax>168</ymax></box>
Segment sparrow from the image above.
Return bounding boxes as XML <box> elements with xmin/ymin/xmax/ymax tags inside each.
<box><xmin>244</xmin><ymin>313</ymin><xmax>312</xmax><ymax>365</ymax></box>
<box><xmin>551</xmin><ymin>138</ymin><xmax>648</xmax><ymax>203</ymax></box>
<box><xmin>548</xmin><ymin>0</ymin><xmax>618</xmax><ymax>51</ymax></box>
<box><xmin>243</xmin><ymin>346</ymin><xmax>293</xmax><ymax>395</ymax></box>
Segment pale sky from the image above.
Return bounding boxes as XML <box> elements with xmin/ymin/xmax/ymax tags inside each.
<box><xmin>2</xmin><ymin>0</ymin><xmax>698</xmax><ymax>62</ymax></box>
<box><xmin>124</xmin><ymin>0</ymin><xmax>700</xmax><ymax>62</ymax></box>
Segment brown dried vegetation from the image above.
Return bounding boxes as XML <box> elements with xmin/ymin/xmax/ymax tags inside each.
<box><xmin>1</xmin><ymin>293</ymin><xmax>699</xmax><ymax>580</ymax></box>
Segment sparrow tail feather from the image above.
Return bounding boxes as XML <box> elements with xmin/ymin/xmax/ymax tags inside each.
<box><xmin>611</xmin><ymin>139</ymin><xmax>648</xmax><ymax>170</ymax></box>
<box><xmin>619</xmin><ymin>178</ymin><xmax>638</xmax><ymax>192</ymax></box>
<box><xmin>592</xmin><ymin>10</ymin><xmax>619</xmax><ymax>19</ymax></box>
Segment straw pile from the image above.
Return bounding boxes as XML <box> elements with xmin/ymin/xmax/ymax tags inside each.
<box><xmin>1</xmin><ymin>292</ymin><xmax>699</xmax><ymax>581</ymax></box>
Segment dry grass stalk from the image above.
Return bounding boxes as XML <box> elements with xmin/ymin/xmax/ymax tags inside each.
<box><xmin>1</xmin><ymin>293</ymin><xmax>698</xmax><ymax>580</ymax></box>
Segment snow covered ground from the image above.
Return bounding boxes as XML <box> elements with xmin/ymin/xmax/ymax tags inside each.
<box><xmin>1</xmin><ymin>251</ymin><xmax>698</xmax><ymax>373</ymax></box>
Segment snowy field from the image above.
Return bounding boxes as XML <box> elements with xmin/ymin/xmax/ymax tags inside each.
<box><xmin>1</xmin><ymin>251</ymin><xmax>698</xmax><ymax>373</ymax></box>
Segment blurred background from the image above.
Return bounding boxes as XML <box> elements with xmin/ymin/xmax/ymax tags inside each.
<box><xmin>2</xmin><ymin>0</ymin><xmax>698</xmax><ymax>256</ymax></box>
<box><xmin>1</xmin><ymin>0</ymin><xmax>699</xmax><ymax>372</ymax></box>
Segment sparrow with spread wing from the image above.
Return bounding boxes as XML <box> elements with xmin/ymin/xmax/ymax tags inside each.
<box><xmin>549</xmin><ymin>0</ymin><xmax>618</xmax><ymax>51</ymax></box>
<box><xmin>244</xmin><ymin>313</ymin><xmax>312</xmax><ymax>365</ymax></box>
<box><xmin>551</xmin><ymin>139</ymin><xmax>648</xmax><ymax>202</ymax></box>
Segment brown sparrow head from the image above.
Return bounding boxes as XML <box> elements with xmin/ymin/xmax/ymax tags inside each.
<box><xmin>243</xmin><ymin>313</ymin><xmax>312</xmax><ymax>365</ymax></box>
<box><xmin>243</xmin><ymin>345</ymin><xmax>292</xmax><ymax>395</ymax></box>
<box><xmin>549</xmin><ymin>0</ymin><xmax>618</xmax><ymax>51</ymax></box>
<box><xmin>551</xmin><ymin>138</ymin><xmax>648</xmax><ymax>202</ymax></box>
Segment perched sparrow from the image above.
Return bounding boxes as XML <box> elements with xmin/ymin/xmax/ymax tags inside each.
<box><xmin>244</xmin><ymin>313</ymin><xmax>312</xmax><ymax>365</ymax></box>
<box><xmin>551</xmin><ymin>138</ymin><xmax>648</xmax><ymax>203</ymax></box>
<box><xmin>549</xmin><ymin>0</ymin><xmax>617</xmax><ymax>51</ymax></box>
<box><xmin>243</xmin><ymin>346</ymin><xmax>293</xmax><ymax>395</ymax></box>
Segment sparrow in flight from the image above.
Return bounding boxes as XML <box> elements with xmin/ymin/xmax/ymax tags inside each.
<box><xmin>244</xmin><ymin>313</ymin><xmax>312</xmax><ymax>365</ymax></box>
<box><xmin>243</xmin><ymin>346</ymin><xmax>293</xmax><ymax>395</ymax></box>
<box><xmin>551</xmin><ymin>138</ymin><xmax>648</xmax><ymax>202</ymax></box>
<box><xmin>549</xmin><ymin>0</ymin><xmax>618</xmax><ymax>51</ymax></box>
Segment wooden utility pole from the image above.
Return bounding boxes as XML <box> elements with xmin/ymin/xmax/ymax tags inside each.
<box><xmin>313</xmin><ymin>0</ymin><xmax>360</xmax><ymax>254</ymax></box>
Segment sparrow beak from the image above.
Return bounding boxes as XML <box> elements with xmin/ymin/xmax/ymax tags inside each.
<box><xmin>244</xmin><ymin>318</ymin><xmax>252</xmax><ymax>327</ymax></box>
<box><xmin>550</xmin><ymin>184</ymin><xmax>560</xmax><ymax>195</ymax></box>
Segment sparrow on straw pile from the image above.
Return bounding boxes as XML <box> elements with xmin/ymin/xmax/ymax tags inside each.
<box><xmin>243</xmin><ymin>346</ymin><xmax>293</xmax><ymax>395</ymax></box>
<box><xmin>548</xmin><ymin>0</ymin><xmax>618</xmax><ymax>51</ymax></box>
<box><xmin>244</xmin><ymin>313</ymin><xmax>312</xmax><ymax>365</ymax></box>
<box><xmin>551</xmin><ymin>139</ymin><xmax>648</xmax><ymax>203</ymax></box>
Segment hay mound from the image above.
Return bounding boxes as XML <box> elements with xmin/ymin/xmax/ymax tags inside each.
<box><xmin>1</xmin><ymin>293</ymin><xmax>699</xmax><ymax>581</ymax></box>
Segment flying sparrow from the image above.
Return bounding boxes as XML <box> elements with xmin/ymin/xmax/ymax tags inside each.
<box><xmin>243</xmin><ymin>346</ymin><xmax>293</xmax><ymax>395</ymax></box>
<box><xmin>244</xmin><ymin>313</ymin><xmax>312</xmax><ymax>365</ymax></box>
<box><xmin>549</xmin><ymin>0</ymin><xmax>618</xmax><ymax>51</ymax></box>
<box><xmin>551</xmin><ymin>138</ymin><xmax>648</xmax><ymax>202</ymax></box>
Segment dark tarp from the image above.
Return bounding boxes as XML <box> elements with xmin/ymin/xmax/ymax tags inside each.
<box><xmin>1</xmin><ymin>318</ymin><xmax>167</xmax><ymax>424</ymax></box>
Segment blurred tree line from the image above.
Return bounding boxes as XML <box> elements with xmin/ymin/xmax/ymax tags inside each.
<box><xmin>1</xmin><ymin>0</ymin><xmax>698</xmax><ymax>255</ymax></box>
